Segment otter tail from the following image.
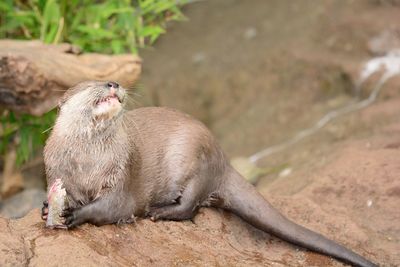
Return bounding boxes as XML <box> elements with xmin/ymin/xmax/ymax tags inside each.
<box><xmin>215</xmin><ymin>166</ymin><xmax>377</xmax><ymax>267</ymax></box>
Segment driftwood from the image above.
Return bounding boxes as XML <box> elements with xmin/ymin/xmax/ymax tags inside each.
<box><xmin>0</xmin><ymin>40</ymin><xmax>141</xmax><ymax>116</ymax></box>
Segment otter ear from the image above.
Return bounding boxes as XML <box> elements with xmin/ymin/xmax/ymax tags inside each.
<box><xmin>58</xmin><ymin>97</ymin><xmax>66</xmax><ymax>109</ymax></box>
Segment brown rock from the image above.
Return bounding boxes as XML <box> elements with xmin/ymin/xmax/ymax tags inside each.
<box><xmin>4</xmin><ymin>116</ymin><xmax>400</xmax><ymax>265</ymax></box>
<box><xmin>0</xmin><ymin>209</ymin><xmax>315</xmax><ymax>266</ymax></box>
<box><xmin>0</xmin><ymin>201</ymin><xmax>378</xmax><ymax>266</ymax></box>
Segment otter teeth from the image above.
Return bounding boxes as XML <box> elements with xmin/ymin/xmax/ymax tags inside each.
<box><xmin>98</xmin><ymin>95</ymin><xmax>120</xmax><ymax>104</ymax></box>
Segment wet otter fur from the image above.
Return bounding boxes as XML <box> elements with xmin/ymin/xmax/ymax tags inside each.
<box><xmin>43</xmin><ymin>81</ymin><xmax>377</xmax><ymax>267</ymax></box>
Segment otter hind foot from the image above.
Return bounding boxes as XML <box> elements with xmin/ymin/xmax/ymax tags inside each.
<box><xmin>148</xmin><ymin>178</ymin><xmax>205</xmax><ymax>221</ymax></box>
<box><xmin>148</xmin><ymin>204</ymin><xmax>197</xmax><ymax>221</ymax></box>
<box><xmin>117</xmin><ymin>215</ymin><xmax>136</xmax><ymax>225</ymax></box>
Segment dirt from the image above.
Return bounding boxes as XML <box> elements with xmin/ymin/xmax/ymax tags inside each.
<box><xmin>1</xmin><ymin>0</ymin><xmax>400</xmax><ymax>266</ymax></box>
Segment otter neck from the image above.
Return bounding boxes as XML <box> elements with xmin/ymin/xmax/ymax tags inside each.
<box><xmin>55</xmin><ymin>109</ymin><xmax>125</xmax><ymax>141</ymax></box>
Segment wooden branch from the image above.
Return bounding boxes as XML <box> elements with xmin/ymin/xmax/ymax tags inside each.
<box><xmin>0</xmin><ymin>40</ymin><xmax>141</xmax><ymax>116</ymax></box>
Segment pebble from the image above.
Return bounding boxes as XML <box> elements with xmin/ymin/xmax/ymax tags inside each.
<box><xmin>279</xmin><ymin>168</ymin><xmax>292</xmax><ymax>178</ymax></box>
<box><xmin>244</xmin><ymin>27</ymin><xmax>257</xmax><ymax>40</ymax></box>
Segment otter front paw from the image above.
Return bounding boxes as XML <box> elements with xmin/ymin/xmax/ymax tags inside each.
<box><xmin>61</xmin><ymin>207</ymin><xmax>85</xmax><ymax>229</ymax></box>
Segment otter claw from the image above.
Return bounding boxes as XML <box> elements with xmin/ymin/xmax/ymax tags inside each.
<box><xmin>41</xmin><ymin>200</ymin><xmax>49</xmax><ymax>221</ymax></box>
<box><xmin>60</xmin><ymin>207</ymin><xmax>74</xmax><ymax>217</ymax></box>
<box><xmin>117</xmin><ymin>215</ymin><xmax>136</xmax><ymax>225</ymax></box>
<box><xmin>61</xmin><ymin>207</ymin><xmax>78</xmax><ymax>228</ymax></box>
<box><xmin>147</xmin><ymin>208</ymin><xmax>164</xmax><ymax>221</ymax></box>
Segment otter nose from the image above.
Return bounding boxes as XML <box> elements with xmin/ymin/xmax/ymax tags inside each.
<box><xmin>107</xmin><ymin>81</ymin><xmax>119</xmax><ymax>89</ymax></box>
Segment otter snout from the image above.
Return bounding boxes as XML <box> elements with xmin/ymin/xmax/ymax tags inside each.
<box><xmin>92</xmin><ymin>81</ymin><xmax>125</xmax><ymax>120</ymax></box>
<box><xmin>100</xmin><ymin>81</ymin><xmax>124</xmax><ymax>104</ymax></box>
<box><xmin>107</xmin><ymin>81</ymin><xmax>119</xmax><ymax>89</ymax></box>
<box><xmin>105</xmin><ymin>81</ymin><xmax>123</xmax><ymax>103</ymax></box>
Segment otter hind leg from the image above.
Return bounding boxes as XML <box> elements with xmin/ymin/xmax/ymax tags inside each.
<box><xmin>148</xmin><ymin>178</ymin><xmax>204</xmax><ymax>221</ymax></box>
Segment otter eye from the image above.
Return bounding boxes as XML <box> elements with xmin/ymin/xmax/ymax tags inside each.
<box><xmin>107</xmin><ymin>81</ymin><xmax>119</xmax><ymax>89</ymax></box>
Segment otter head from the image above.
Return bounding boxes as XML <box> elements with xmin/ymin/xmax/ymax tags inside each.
<box><xmin>56</xmin><ymin>81</ymin><xmax>126</xmax><ymax>136</ymax></box>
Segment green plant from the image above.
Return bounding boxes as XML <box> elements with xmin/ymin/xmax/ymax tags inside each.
<box><xmin>0</xmin><ymin>110</ymin><xmax>57</xmax><ymax>165</ymax></box>
<box><xmin>0</xmin><ymin>0</ymin><xmax>190</xmax><ymax>54</ymax></box>
<box><xmin>0</xmin><ymin>0</ymin><xmax>191</xmax><ymax>165</ymax></box>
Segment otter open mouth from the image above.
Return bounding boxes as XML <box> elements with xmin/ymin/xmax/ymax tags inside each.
<box><xmin>96</xmin><ymin>95</ymin><xmax>122</xmax><ymax>105</ymax></box>
<box><xmin>93</xmin><ymin>93</ymin><xmax>123</xmax><ymax>119</ymax></box>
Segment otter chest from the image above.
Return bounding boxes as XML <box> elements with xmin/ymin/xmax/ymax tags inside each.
<box><xmin>59</xmin><ymin>142</ymin><xmax>128</xmax><ymax>204</ymax></box>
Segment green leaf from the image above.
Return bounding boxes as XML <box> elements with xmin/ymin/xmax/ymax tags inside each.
<box><xmin>76</xmin><ymin>25</ymin><xmax>116</xmax><ymax>39</ymax></box>
<box><xmin>111</xmin><ymin>39</ymin><xmax>123</xmax><ymax>54</ymax></box>
<box><xmin>17</xmin><ymin>126</ymin><xmax>31</xmax><ymax>165</ymax></box>
<box><xmin>137</xmin><ymin>25</ymin><xmax>165</xmax><ymax>44</ymax></box>
<box><xmin>41</xmin><ymin>0</ymin><xmax>60</xmax><ymax>42</ymax></box>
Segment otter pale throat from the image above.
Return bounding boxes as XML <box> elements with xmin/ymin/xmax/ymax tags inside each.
<box><xmin>42</xmin><ymin>81</ymin><xmax>377</xmax><ymax>267</ymax></box>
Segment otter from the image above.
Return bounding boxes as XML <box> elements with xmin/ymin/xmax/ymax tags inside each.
<box><xmin>42</xmin><ymin>81</ymin><xmax>376</xmax><ymax>267</ymax></box>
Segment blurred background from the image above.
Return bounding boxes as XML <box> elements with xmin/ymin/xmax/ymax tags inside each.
<box><xmin>0</xmin><ymin>1</ymin><xmax>400</xmax><ymax>264</ymax></box>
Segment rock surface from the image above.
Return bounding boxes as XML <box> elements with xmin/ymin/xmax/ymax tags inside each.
<box><xmin>1</xmin><ymin>119</ymin><xmax>399</xmax><ymax>266</ymax></box>
<box><xmin>0</xmin><ymin>209</ymin><xmax>369</xmax><ymax>267</ymax></box>
<box><xmin>0</xmin><ymin>189</ymin><xmax>46</xmax><ymax>219</ymax></box>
